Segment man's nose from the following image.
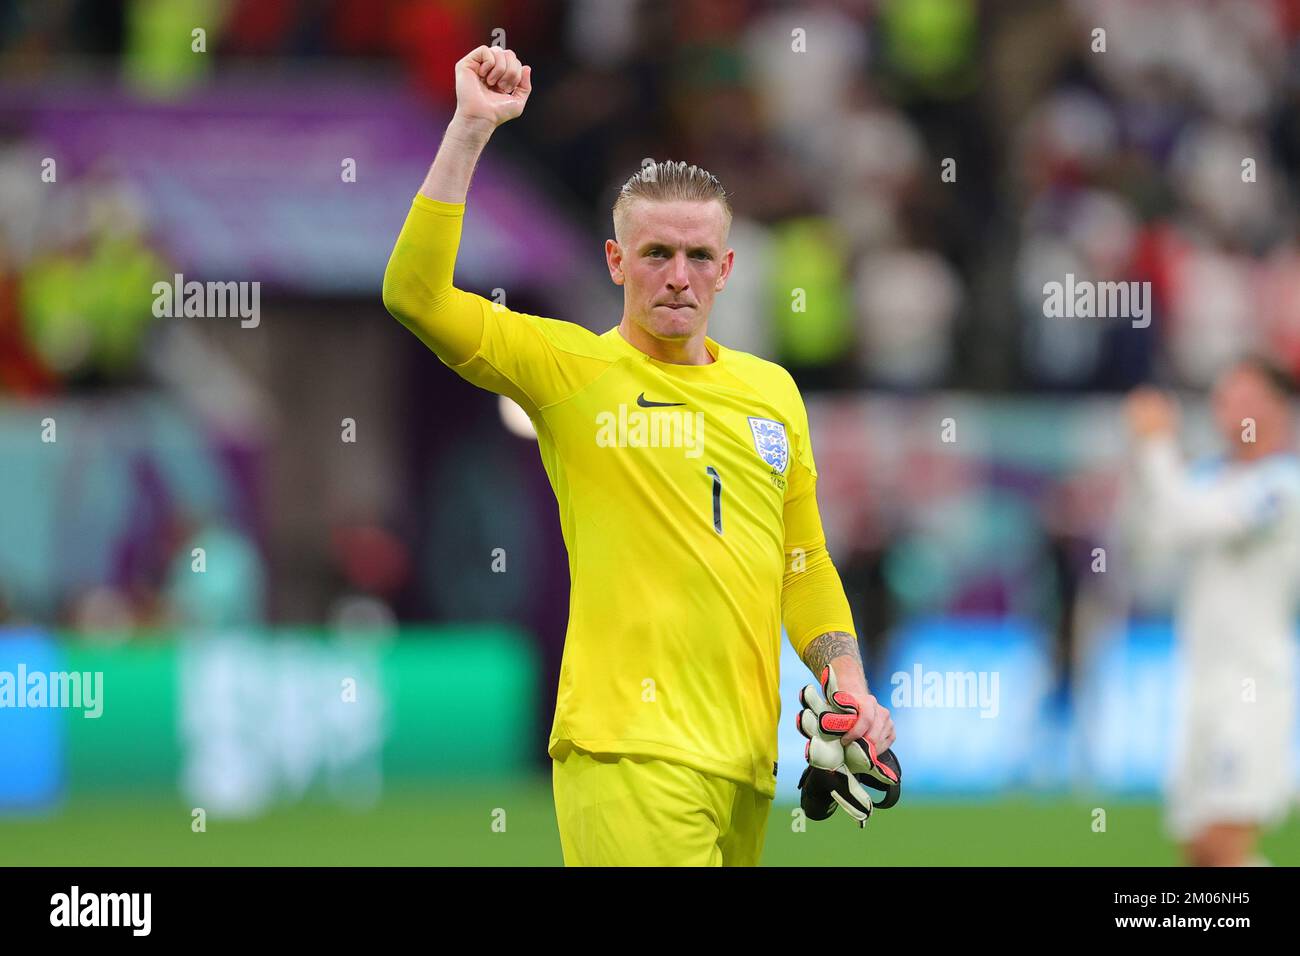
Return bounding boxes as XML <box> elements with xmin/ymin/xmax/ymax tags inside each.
<box><xmin>667</xmin><ymin>252</ymin><xmax>690</xmax><ymax>290</ymax></box>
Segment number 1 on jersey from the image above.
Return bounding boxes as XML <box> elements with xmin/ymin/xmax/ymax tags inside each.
<box><xmin>706</xmin><ymin>466</ymin><xmax>723</xmax><ymax>534</ymax></box>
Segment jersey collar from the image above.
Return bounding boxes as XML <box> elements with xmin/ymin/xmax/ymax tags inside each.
<box><xmin>602</xmin><ymin>324</ymin><xmax>726</xmax><ymax>374</ymax></box>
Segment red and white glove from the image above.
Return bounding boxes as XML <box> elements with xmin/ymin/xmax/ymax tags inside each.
<box><xmin>795</xmin><ymin>668</ymin><xmax>902</xmax><ymax>825</ymax></box>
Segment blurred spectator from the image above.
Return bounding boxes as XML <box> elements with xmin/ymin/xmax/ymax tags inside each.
<box><xmin>21</xmin><ymin>183</ymin><xmax>166</xmax><ymax>387</ymax></box>
<box><xmin>855</xmin><ymin>245</ymin><xmax>960</xmax><ymax>387</ymax></box>
<box><xmin>768</xmin><ymin>216</ymin><xmax>857</xmax><ymax>387</ymax></box>
<box><xmin>164</xmin><ymin>515</ymin><xmax>267</xmax><ymax>630</ymax></box>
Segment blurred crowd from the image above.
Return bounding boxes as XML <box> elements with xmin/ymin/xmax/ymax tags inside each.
<box><xmin>3</xmin><ymin>0</ymin><xmax>1300</xmax><ymax>393</ymax></box>
<box><xmin>2</xmin><ymin>0</ymin><xmax>1299</xmax><ymax>648</ymax></box>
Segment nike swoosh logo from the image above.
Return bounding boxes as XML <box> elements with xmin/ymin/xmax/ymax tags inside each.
<box><xmin>636</xmin><ymin>393</ymin><xmax>686</xmax><ymax>408</ymax></box>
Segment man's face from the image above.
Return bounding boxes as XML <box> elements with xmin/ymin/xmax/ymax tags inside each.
<box><xmin>606</xmin><ymin>199</ymin><xmax>734</xmax><ymax>341</ymax></box>
<box><xmin>1212</xmin><ymin>365</ymin><xmax>1282</xmax><ymax>449</ymax></box>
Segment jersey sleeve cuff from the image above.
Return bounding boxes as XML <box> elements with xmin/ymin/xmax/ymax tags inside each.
<box><xmin>412</xmin><ymin>193</ymin><xmax>467</xmax><ymax>216</ymax></box>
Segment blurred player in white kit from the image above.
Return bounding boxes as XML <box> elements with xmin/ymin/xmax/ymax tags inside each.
<box><xmin>1126</xmin><ymin>358</ymin><xmax>1300</xmax><ymax>866</ymax></box>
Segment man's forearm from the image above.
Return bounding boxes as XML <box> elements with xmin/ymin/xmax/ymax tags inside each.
<box><xmin>801</xmin><ymin>629</ymin><xmax>881</xmax><ymax>750</ymax></box>
<box><xmin>802</xmin><ymin>630</ymin><xmax>867</xmax><ymax>692</ymax></box>
<box><xmin>419</xmin><ymin>112</ymin><xmax>496</xmax><ymax>204</ymax></box>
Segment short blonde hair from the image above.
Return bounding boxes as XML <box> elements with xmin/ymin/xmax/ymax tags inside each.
<box><xmin>612</xmin><ymin>160</ymin><xmax>733</xmax><ymax>245</ymax></box>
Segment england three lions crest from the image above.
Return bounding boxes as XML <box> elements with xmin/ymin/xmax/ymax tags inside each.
<box><xmin>748</xmin><ymin>417</ymin><xmax>789</xmax><ymax>474</ymax></box>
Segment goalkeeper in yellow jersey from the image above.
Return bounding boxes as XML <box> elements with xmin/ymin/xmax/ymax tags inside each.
<box><xmin>383</xmin><ymin>46</ymin><xmax>898</xmax><ymax>866</ymax></box>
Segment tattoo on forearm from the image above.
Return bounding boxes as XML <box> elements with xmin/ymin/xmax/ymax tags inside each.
<box><xmin>802</xmin><ymin>630</ymin><xmax>862</xmax><ymax>680</ymax></box>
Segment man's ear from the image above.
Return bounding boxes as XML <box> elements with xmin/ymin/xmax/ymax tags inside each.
<box><xmin>605</xmin><ymin>238</ymin><xmax>625</xmax><ymax>285</ymax></box>
<box><xmin>715</xmin><ymin>247</ymin><xmax>735</xmax><ymax>291</ymax></box>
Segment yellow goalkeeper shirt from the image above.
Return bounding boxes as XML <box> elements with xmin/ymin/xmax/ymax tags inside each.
<box><xmin>383</xmin><ymin>194</ymin><xmax>857</xmax><ymax>797</ymax></box>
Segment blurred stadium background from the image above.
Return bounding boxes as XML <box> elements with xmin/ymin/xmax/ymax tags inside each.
<box><xmin>3</xmin><ymin>0</ymin><xmax>1300</xmax><ymax>865</ymax></box>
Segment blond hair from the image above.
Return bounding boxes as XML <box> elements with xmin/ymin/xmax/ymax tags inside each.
<box><xmin>612</xmin><ymin>160</ymin><xmax>733</xmax><ymax>244</ymax></box>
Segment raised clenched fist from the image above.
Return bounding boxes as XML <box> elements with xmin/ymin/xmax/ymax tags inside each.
<box><xmin>454</xmin><ymin>46</ymin><xmax>532</xmax><ymax>129</ymax></box>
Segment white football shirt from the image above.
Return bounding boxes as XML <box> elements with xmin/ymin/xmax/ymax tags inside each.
<box><xmin>1134</xmin><ymin>437</ymin><xmax>1300</xmax><ymax>700</ymax></box>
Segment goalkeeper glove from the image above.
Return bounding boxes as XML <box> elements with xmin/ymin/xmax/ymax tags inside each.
<box><xmin>796</xmin><ymin>667</ymin><xmax>902</xmax><ymax>826</ymax></box>
<box><xmin>817</xmin><ymin>666</ymin><xmax>902</xmax><ymax>805</ymax></box>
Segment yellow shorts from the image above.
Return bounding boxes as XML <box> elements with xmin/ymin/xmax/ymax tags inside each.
<box><xmin>551</xmin><ymin>747</ymin><xmax>772</xmax><ymax>866</ymax></box>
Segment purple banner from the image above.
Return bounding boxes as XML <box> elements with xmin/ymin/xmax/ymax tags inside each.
<box><xmin>1</xmin><ymin>78</ymin><xmax>586</xmax><ymax>293</ymax></box>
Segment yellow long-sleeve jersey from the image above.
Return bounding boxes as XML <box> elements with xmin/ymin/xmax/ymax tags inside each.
<box><xmin>383</xmin><ymin>194</ymin><xmax>857</xmax><ymax>797</ymax></box>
